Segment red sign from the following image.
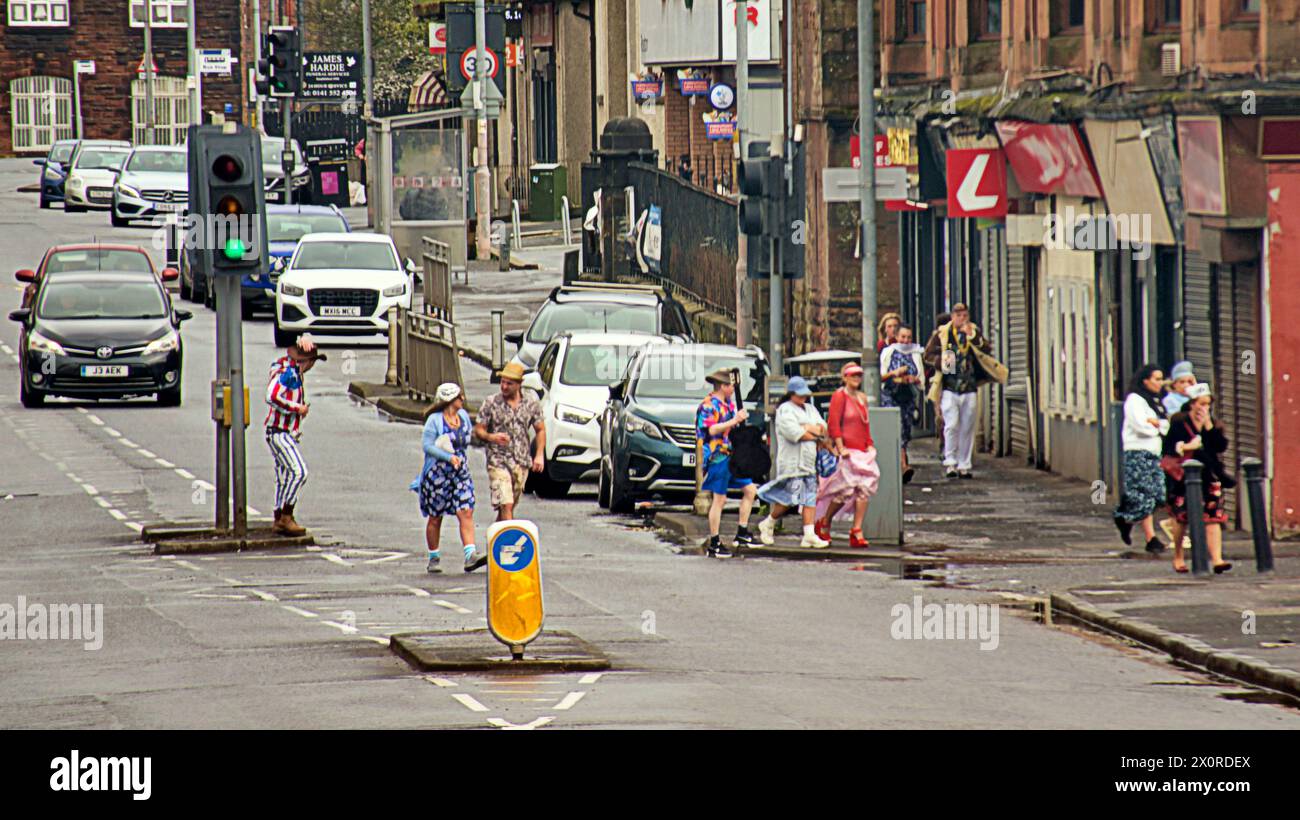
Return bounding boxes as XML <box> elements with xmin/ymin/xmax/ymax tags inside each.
<box><xmin>460</xmin><ymin>47</ymin><xmax>500</xmax><ymax>82</ymax></box>
<box><xmin>946</xmin><ymin>149</ymin><xmax>1008</xmax><ymax>218</ymax></box>
<box><xmin>850</xmin><ymin>135</ymin><xmax>889</xmax><ymax>170</ymax></box>
<box><xmin>995</xmin><ymin>121</ymin><xmax>1102</xmax><ymax>198</ymax></box>
<box><xmin>506</xmin><ymin>42</ymin><xmax>521</xmax><ymax>68</ymax></box>
<box><xmin>429</xmin><ymin>22</ymin><xmax>447</xmax><ymax>55</ymax></box>
<box><xmin>1260</xmin><ymin>116</ymin><xmax>1300</xmax><ymax>159</ymax></box>
<box><xmin>1176</xmin><ymin>117</ymin><xmax>1226</xmax><ymax>214</ymax></box>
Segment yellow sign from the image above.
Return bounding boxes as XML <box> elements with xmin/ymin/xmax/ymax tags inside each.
<box><xmin>486</xmin><ymin>520</ymin><xmax>544</xmax><ymax>652</ymax></box>
<box><xmin>887</xmin><ymin>127</ymin><xmax>916</xmax><ymax>168</ymax></box>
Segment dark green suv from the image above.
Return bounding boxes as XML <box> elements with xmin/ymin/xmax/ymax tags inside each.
<box><xmin>598</xmin><ymin>343</ymin><xmax>768</xmax><ymax>513</ymax></box>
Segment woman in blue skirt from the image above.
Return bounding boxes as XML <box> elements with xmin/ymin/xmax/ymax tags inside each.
<box><xmin>410</xmin><ymin>382</ymin><xmax>486</xmax><ymax>574</ymax></box>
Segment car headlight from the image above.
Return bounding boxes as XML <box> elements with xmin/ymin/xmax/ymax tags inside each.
<box><xmin>624</xmin><ymin>411</ymin><xmax>663</xmax><ymax>440</ymax></box>
<box><xmin>281</xmin><ymin>282</ymin><xmax>305</xmax><ymax>297</ymax></box>
<box><xmin>67</xmin><ymin>176</ymin><xmax>84</xmax><ymax>189</ymax></box>
<box><xmin>117</xmin><ymin>183</ymin><xmax>142</xmax><ymax>199</ymax></box>
<box><xmin>44</xmin><ymin>168</ymin><xmax>63</xmax><ymax>182</ymax></box>
<box><xmin>382</xmin><ymin>283</ymin><xmax>406</xmax><ymax>297</ymax></box>
<box><xmin>143</xmin><ymin>331</ymin><xmax>179</xmax><ymax>356</ymax></box>
<box><xmin>28</xmin><ymin>330</ymin><xmax>65</xmax><ymax>356</ymax></box>
<box><xmin>558</xmin><ymin>404</ymin><xmax>595</xmax><ymax>425</ymax></box>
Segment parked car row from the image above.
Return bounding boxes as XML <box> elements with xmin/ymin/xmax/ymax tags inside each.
<box><xmin>505</xmin><ymin>282</ymin><xmax>770</xmax><ymax>512</ymax></box>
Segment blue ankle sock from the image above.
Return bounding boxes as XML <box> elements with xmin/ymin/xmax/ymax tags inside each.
<box><xmin>463</xmin><ymin>544</ymin><xmax>476</xmax><ymax>559</ymax></box>
<box><xmin>428</xmin><ymin>550</ymin><xmax>439</xmax><ymax>559</ymax></box>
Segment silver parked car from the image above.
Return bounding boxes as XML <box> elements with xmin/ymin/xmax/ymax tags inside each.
<box><xmin>111</xmin><ymin>145</ymin><xmax>188</xmax><ymax>227</ymax></box>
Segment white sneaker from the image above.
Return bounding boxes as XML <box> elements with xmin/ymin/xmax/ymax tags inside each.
<box><xmin>800</xmin><ymin>531</ymin><xmax>831</xmax><ymax>549</ymax></box>
<box><xmin>757</xmin><ymin>517</ymin><xmax>776</xmax><ymax>546</ymax></box>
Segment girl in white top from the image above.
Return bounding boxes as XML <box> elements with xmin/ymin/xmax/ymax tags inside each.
<box><xmin>1113</xmin><ymin>365</ymin><xmax>1171</xmax><ymax>553</ymax></box>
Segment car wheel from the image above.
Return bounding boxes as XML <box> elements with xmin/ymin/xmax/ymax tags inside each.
<box><xmin>608</xmin><ymin>457</ymin><xmax>634</xmax><ymax>514</ymax></box>
<box><xmin>597</xmin><ymin>460</ymin><xmax>612</xmax><ymax>509</ymax></box>
<box><xmin>157</xmin><ymin>385</ymin><xmax>182</xmax><ymax>407</ymax></box>
<box><xmin>273</xmin><ymin>324</ymin><xmax>296</xmax><ymax>348</ymax></box>
<box><xmin>241</xmin><ymin>301</ymin><xmax>255</xmax><ymax>320</ymax></box>
<box><xmin>110</xmin><ymin>210</ymin><xmax>129</xmax><ymax>228</ymax></box>
<box><xmin>19</xmin><ymin>378</ymin><xmax>45</xmax><ymax>409</ymax></box>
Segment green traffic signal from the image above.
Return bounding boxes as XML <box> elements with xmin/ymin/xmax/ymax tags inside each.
<box><xmin>223</xmin><ymin>238</ymin><xmax>247</xmax><ymax>260</ymax></box>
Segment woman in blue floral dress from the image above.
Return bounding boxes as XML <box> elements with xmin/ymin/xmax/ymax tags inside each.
<box><xmin>879</xmin><ymin>324</ymin><xmax>925</xmax><ymax>484</ymax></box>
<box><xmin>410</xmin><ymin>382</ymin><xmax>484</xmax><ymax>574</ymax></box>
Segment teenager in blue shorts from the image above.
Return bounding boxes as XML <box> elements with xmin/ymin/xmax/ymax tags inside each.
<box><xmin>696</xmin><ymin>368</ymin><xmax>758</xmax><ymax>558</ymax></box>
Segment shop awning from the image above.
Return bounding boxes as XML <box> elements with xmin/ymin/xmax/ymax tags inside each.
<box><xmin>1082</xmin><ymin>119</ymin><xmax>1176</xmax><ymax>245</ymax></box>
<box><xmin>409</xmin><ymin>70</ymin><xmax>449</xmax><ymax>110</ymax></box>
<box><xmin>995</xmin><ymin>121</ymin><xmax>1102</xmax><ymax>199</ymax></box>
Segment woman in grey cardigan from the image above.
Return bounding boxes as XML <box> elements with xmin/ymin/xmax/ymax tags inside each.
<box><xmin>755</xmin><ymin>376</ymin><xmax>830</xmax><ymax>548</ymax></box>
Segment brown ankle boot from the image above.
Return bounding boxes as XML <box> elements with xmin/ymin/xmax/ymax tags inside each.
<box><xmin>277</xmin><ymin>504</ymin><xmax>307</xmax><ymax>537</ymax></box>
<box><xmin>271</xmin><ymin>508</ymin><xmax>288</xmax><ymax>534</ymax></box>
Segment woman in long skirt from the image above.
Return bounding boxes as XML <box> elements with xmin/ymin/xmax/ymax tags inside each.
<box><xmin>1112</xmin><ymin>365</ymin><xmax>1169</xmax><ymax>554</ymax></box>
<box><xmin>815</xmin><ymin>362</ymin><xmax>881</xmax><ymax>548</ymax></box>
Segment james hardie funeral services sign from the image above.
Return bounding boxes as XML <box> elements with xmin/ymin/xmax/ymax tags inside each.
<box><xmin>300</xmin><ymin>52</ymin><xmax>362</xmax><ymax>101</ymax></box>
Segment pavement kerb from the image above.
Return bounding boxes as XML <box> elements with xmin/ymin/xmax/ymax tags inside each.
<box><xmin>1050</xmin><ymin>592</ymin><xmax>1300</xmax><ymax>700</ymax></box>
<box><xmin>152</xmin><ymin>532</ymin><xmax>315</xmax><ymax>555</ymax></box>
<box><xmin>390</xmin><ymin>628</ymin><xmax>611</xmax><ymax>673</ymax></box>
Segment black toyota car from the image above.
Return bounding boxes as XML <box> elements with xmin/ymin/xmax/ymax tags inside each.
<box><xmin>9</xmin><ymin>269</ymin><xmax>191</xmax><ymax>407</ymax></box>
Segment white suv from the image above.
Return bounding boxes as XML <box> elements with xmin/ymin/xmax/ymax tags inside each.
<box><xmin>273</xmin><ymin>233</ymin><xmax>414</xmax><ymax>347</ymax></box>
<box><xmin>522</xmin><ymin>330</ymin><xmax>667</xmax><ymax>498</ymax></box>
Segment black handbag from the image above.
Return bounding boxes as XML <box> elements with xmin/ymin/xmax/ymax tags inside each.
<box><xmin>728</xmin><ymin>423</ymin><xmax>771</xmax><ymax>482</ymax></box>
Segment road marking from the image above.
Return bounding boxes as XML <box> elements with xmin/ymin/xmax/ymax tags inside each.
<box><xmin>486</xmin><ymin>717</ymin><xmax>553</xmax><ymax>730</ymax></box>
<box><xmin>248</xmin><ymin>589</ymin><xmax>279</xmax><ymax>602</ymax></box>
<box><xmin>118</xmin><ymin>438</ymin><xmax>137</xmax><ymax>448</ymax></box>
<box><xmin>194</xmin><ymin>479</ymin><xmax>215</xmax><ymax>491</ymax></box>
<box><xmin>174</xmin><ymin>468</ymin><xmax>195</xmax><ymax>480</ymax></box>
<box><xmin>424</xmin><ymin>676</ymin><xmax>457</xmax><ymax>688</ymax></box>
<box><xmin>320</xmin><ymin>553</ymin><xmax>352</xmax><ymax>567</ymax></box>
<box><xmin>154</xmin><ymin>458</ymin><xmax>175</xmax><ymax>468</ymax></box>
<box><xmin>281</xmin><ymin>605</ymin><xmax>318</xmax><ymax>619</ymax></box>
<box><xmin>433</xmin><ymin>600</ymin><xmax>472</xmax><ymax>615</ymax></box>
<box><xmin>80</xmin><ymin>483</ymin><xmax>97</xmax><ymax>496</ymax></box>
<box><xmin>358</xmin><ymin>635</ymin><xmax>389</xmax><ymax>645</ymax></box>
<box><xmin>579</xmin><ymin>672</ymin><xmax>604</xmax><ymax>685</ymax></box>
<box><xmin>0</xmin><ymin>343</ymin><xmax>11</xmax><ymax>354</ymax></box>
<box><xmin>107</xmin><ymin>509</ymin><xmax>127</xmax><ymax>521</ymax></box>
<box><xmin>86</xmin><ymin>414</ymin><xmax>104</xmax><ymax>426</ymax></box>
<box><xmin>137</xmin><ymin>448</ymin><xmax>156</xmax><ymax>459</ymax></box>
<box><xmin>321</xmin><ymin>620</ymin><xmax>358</xmax><ymax>634</ymax></box>
<box><xmin>553</xmin><ymin>691</ymin><xmax>586</xmax><ymax>711</ymax></box>
<box><xmin>363</xmin><ymin>552</ymin><xmax>408</xmax><ymax>564</ymax></box>
<box><xmin>173</xmin><ymin>560</ymin><xmax>202</xmax><ymax>572</ymax></box>
<box><xmin>104</xmin><ymin>427</ymin><xmax>121</xmax><ymax>438</ymax></box>
<box><xmin>402</xmin><ymin>586</ymin><xmax>432</xmax><ymax>598</ymax></box>
<box><xmin>247</xmin><ymin>507</ymin><xmax>262</xmax><ymax>517</ymax></box>
<box><xmin>124</xmin><ymin>522</ymin><xmax>143</xmax><ymax>533</ymax></box>
<box><xmin>451</xmin><ymin>694</ymin><xmax>489</xmax><ymax>713</ymax></box>
<box><xmin>94</xmin><ymin>497</ymin><xmax>112</xmax><ymax>509</ymax></box>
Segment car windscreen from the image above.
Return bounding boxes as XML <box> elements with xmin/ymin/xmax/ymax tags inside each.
<box><xmin>292</xmin><ymin>242</ymin><xmax>397</xmax><ymax>271</ymax></box>
<box><xmin>261</xmin><ymin>140</ymin><xmax>303</xmax><ymax>168</ymax></box>
<box><xmin>38</xmin><ymin>281</ymin><xmax>168</xmax><ymax>320</ymax></box>
<box><xmin>559</xmin><ymin>344</ymin><xmax>643</xmax><ymax>387</ymax></box>
<box><xmin>268</xmin><ymin>214</ymin><xmax>347</xmax><ymax>243</ymax></box>
<box><xmin>46</xmin><ymin>250</ymin><xmax>152</xmax><ymax>275</ymax></box>
<box><xmin>75</xmin><ymin>150</ymin><xmax>129</xmax><ymax>171</ymax></box>
<box><xmin>127</xmin><ymin>151</ymin><xmax>186</xmax><ymax>173</ymax></box>
<box><xmin>632</xmin><ymin>353</ymin><xmax>764</xmax><ymax>404</ymax></box>
<box><xmin>50</xmin><ymin>143</ymin><xmax>76</xmax><ymax>164</ymax></box>
<box><xmin>526</xmin><ymin>302</ymin><xmax>657</xmax><ymax>343</ymax></box>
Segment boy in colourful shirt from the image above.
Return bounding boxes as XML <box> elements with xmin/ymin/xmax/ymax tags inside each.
<box><xmin>696</xmin><ymin>368</ymin><xmax>758</xmax><ymax>558</ymax></box>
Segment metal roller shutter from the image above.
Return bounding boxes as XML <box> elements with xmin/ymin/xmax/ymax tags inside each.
<box><xmin>1006</xmin><ymin>247</ymin><xmax>1030</xmax><ymax>459</ymax></box>
<box><xmin>1182</xmin><ymin>250</ymin><xmax>1214</xmax><ymax>385</ymax></box>
<box><xmin>1213</xmin><ymin>263</ymin><xmax>1263</xmax><ymax>526</ymax></box>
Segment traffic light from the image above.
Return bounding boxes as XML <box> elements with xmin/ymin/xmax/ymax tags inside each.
<box><xmin>187</xmin><ymin>124</ymin><xmax>268</xmax><ymax>276</ymax></box>
<box><xmin>738</xmin><ymin>141</ymin><xmax>781</xmax><ymax>238</ymax></box>
<box><xmin>257</xmin><ymin>26</ymin><xmax>301</xmax><ymax>98</ymax></box>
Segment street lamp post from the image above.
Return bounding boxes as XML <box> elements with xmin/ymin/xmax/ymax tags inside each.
<box><xmin>857</xmin><ymin>0</ymin><xmax>878</xmax><ymax>402</ymax></box>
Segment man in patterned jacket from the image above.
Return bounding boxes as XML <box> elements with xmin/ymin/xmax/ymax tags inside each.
<box><xmin>266</xmin><ymin>335</ymin><xmax>326</xmax><ymax>536</ymax></box>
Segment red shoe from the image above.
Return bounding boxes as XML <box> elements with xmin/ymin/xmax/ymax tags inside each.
<box><xmin>814</xmin><ymin>519</ymin><xmax>831</xmax><ymax>544</ymax></box>
<box><xmin>848</xmin><ymin>528</ymin><xmax>869</xmax><ymax>549</ymax></box>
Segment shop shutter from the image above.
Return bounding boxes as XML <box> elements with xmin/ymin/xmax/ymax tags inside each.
<box><xmin>1006</xmin><ymin>246</ymin><xmax>1030</xmax><ymax>459</ymax></box>
<box><xmin>1182</xmin><ymin>250</ymin><xmax>1214</xmax><ymax>386</ymax></box>
<box><xmin>1213</xmin><ymin>263</ymin><xmax>1263</xmax><ymax>527</ymax></box>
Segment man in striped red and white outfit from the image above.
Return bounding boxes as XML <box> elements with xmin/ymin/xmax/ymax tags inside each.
<box><xmin>265</xmin><ymin>335</ymin><xmax>326</xmax><ymax>536</ymax></box>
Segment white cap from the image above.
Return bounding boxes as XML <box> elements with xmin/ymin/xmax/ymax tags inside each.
<box><xmin>1186</xmin><ymin>382</ymin><xmax>1212</xmax><ymax>401</ymax></box>
<box><xmin>436</xmin><ymin>382</ymin><xmax>462</xmax><ymax>402</ymax></box>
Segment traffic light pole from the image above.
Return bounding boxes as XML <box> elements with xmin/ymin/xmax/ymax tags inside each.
<box><xmin>474</xmin><ymin>0</ymin><xmax>491</xmax><ymax>260</ymax></box>
<box><xmin>224</xmin><ymin>273</ymin><xmax>248</xmax><ymax>537</ymax></box>
<box><xmin>734</xmin><ymin>0</ymin><xmax>753</xmax><ymax>348</ymax></box>
<box><xmin>283</xmin><ymin>102</ymin><xmax>294</xmax><ymax>206</ymax></box>
<box><xmin>858</xmin><ymin>0</ymin><xmax>878</xmax><ymax>402</ymax></box>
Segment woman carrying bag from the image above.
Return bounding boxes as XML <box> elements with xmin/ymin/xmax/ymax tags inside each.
<box><xmin>1162</xmin><ymin>383</ymin><xmax>1235</xmax><ymax>574</ymax></box>
<box><xmin>880</xmin><ymin>324</ymin><xmax>924</xmax><ymax>484</ymax></box>
<box><xmin>410</xmin><ymin>383</ymin><xmax>486</xmax><ymax>574</ymax></box>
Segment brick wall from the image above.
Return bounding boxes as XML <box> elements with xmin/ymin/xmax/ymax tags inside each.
<box><xmin>663</xmin><ymin>67</ymin><xmax>736</xmax><ymax>192</ymax></box>
<box><xmin>0</xmin><ymin>0</ymin><xmax>246</xmax><ymax>155</ymax></box>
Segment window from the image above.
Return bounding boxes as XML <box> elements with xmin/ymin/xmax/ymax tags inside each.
<box><xmin>907</xmin><ymin>1</ymin><xmax>927</xmax><ymax>39</ymax></box>
<box><xmin>1240</xmin><ymin>0</ymin><xmax>1260</xmax><ymax>13</ymax></box>
<box><xmin>1163</xmin><ymin>0</ymin><xmax>1181</xmax><ymax>24</ymax></box>
<box><xmin>129</xmin><ymin>0</ymin><xmax>187</xmax><ymax>28</ymax></box>
<box><xmin>1055</xmin><ymin>0</ymin><xmax>1085</xmax><ymax>31</ymax></box>
<box><xmin>131</xmin><ymin>77</ymin><xmax>189</xmax><ymax>145</ymax></box>
<box><xmin>9</xmin><ymin>76</ymin><xmax>73</xmax><ymax>153</ymax></box>
<box><xmin>979</xmin><ymin>0</ymin><xmax>1002</xmax><ymax>38</ymax></box>
<box><xmin>1044</xmin><ymin>278</ymin><xmax>1096</xmax><ymax>421</ymax></box>
<box><xmin>7</xmin><ymin>0</ymin><xmax>69</xmax><ymax>25</ymax></box>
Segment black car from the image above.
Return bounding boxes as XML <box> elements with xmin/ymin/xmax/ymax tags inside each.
<box><xmin>35</xmin><ymin>139</ymin><xmax>78</xmax><ymax>209</ymax></box>
<box><xmin>598</xmin><ymin>342</ymin><xmax>768</xmax><ymax>512</ymax></box>
<box><xmin>9</xmin><ymin>269</ymin><xmax>191</xmax><ymax>407</ymax></box>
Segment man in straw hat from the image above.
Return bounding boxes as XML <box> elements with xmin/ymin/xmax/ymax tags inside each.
<box><xmin>473</xmin><ymin>361</ymin><xmax>546</xmax><ymax>521</ymax></box>
<box><xmin>922</xmin><ymin>303</ymin><xmax>1007</xmax><ymax>479</ymax></box>
<box><xmin>265</xmin><ymin>334</ymin><xmax>327</xmax><ymax>536</ymax></box>
<box><xmin>696</xmin><ymin>367</ymin><xmax>759</xmax><ymax>558</ymax></box>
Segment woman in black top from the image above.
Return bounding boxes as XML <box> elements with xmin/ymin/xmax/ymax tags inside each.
<box><xmin>1161</xmin><ymin>383</ymin><xmax>1235</xmax><ymax>573</ymax></box>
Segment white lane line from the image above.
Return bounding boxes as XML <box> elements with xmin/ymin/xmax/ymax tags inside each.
<box><xmin>124</xmin><ymin>522</ymin><xmax>143</xmax><ymax>533</ymax></box>
<box><xmin>104</xmin><ymin>428</ymin><xmax>121</xmax><ymax>438</ymax></box>
<box><xmin>173</xmin><ymin>560</ymin><xmax>202</xmax><ymax>572</ymax></box>
<box><xmin>363</xmin><ymin>553</ymin><xmax>408</xmax><ymax>564</ymax></box>
<box><xmin>451</xmin><ymin>694</ymin><xmax>489</xmax><ymax>713</ymax></box>
<box><xmin>281</xmin><ymin>605</ymin><xmax>318</xmax><ymax>619</ymax></box>
<box><xmin>402</xmin><ymin>586</ymin><xmax>431</xmax><ymax>598</ymax></box>
<box><xmin>137</xmin><ymin>448</ymin><xmax>156</xmax><ymax>459</ymax></box>
<box><xmin>579</xmin><ymin>672</ymin><xmax>604</xmax><ymax>685</ymax></box>
<box><xmin>553</xmin><ymin>691</ymin><xmax>586</xmax><ymax>711</ymax></box>
<box><xmin>358</xmin><ymin>635</ymin><xmax>389</xmax><ymax>645</ymax></box>
<box><xmin>248</xmin><ymin>589</ymin><xmax>279</xmax><ymax>602</ymax></box>
<box><xmin>194</xmin><ymin>479</ymin><xmax>215</xmax><ymax>491</ymax></box>
<box><xmin>118</xmin><ymin>438</ymin><xmax>137</xmax><ymax>448</ymax></box>
<box><xmin>247</xmin><ymin>507</ymin><xmax>262</xmax><ymax>517</ymax></box>
<box><xmin>154</xmin><ymin>458</ymin><xmax>175</xmax><ymax>468</ymax></box>
<box><xmin>0</xmin><ymin>343</ymin><xmax>12</xmax><ymax>354</ymax></box>
<box><xmin>75</xmin><ymin>407</ymin><xmax>87</xmax><ymax>414</ymax></box>
<box><xmin>320</xmin><ymin>553</ymin><xmax>352</xmax><ymax>567</ymax></box>
<box><xmin>80</xmin><ymin>483</ymin><xmax>98</xmax><ymax>496</ymax></box>
<box><xmin>433</xmin><ymin>600</ymin><xmax>472</xmax><ymax>615</ymax></box>
<box><xmin>86</xmin><ymin>414</ymin><xmax>104</xmax><ymax>425</ymax></box>
<box><xmin>424</xmin><ymin>676</ymin><xmax>457</xmax><ymax>688</ymax></box>
<box><xmin>321</xmin><ymin>620</ymin><xmax>359</xmax><ymax>634</ymax></box>
<box><xmin>174</xmin><ymin>468</ymin><xmax>195</xmax><ymax>480</ymax></box>
<box><xmin>486</xmin><ymin>717</ymin><xmax>553</xmax><ymax>730</ymax></box>
<box><xmin>93</xmin><ymin>497</ymin><xmax>112</xmax><ymax>509</ymax></box>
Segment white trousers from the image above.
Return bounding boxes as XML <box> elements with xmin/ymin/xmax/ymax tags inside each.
<box><xmin>940</xmin><ymin>390</ymin><xmax>977</xmax><ymax>471</ymax></box>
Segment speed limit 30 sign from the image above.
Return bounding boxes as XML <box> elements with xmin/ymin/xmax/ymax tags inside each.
<box><xmin>459</xmin><ymin>47</ymin><xmax>500</xmax><ymax>82</ymax></box>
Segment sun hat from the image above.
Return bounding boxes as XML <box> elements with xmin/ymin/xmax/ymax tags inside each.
<box><xmin>704</xmin><ymin>368</ymin><xmax>736</xmax><ymax>386</ymax></box>
<box><xmin>841</xmin><ymin>362</ymin><xmax>864</xmax><ymax>377</ymax></box>
<box><xmin>436</xmin><ymin>382</ymin><xmax>462</xmax><ymax>403</ymax></box>
<box><xmin>497</xmin><ymin>361</ymin><xmax>527</xmax><ymax>382</ymax></box>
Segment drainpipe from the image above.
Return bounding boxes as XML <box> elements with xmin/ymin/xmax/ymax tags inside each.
<box><xmin>572</xmin><ymin>1</ymin><xmax>597</xmax><ymax>154</ymax></box>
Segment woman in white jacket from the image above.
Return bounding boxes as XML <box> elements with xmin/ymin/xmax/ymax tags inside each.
<box><xmin>1113</xmin><ymin>365</ymin><xmax>1170</xmax><ymax>553</ymax></box>
<box><xmin>756</xmin><ymin>376</ymin><xmax>830</xmax><ymax>548</ymax></box>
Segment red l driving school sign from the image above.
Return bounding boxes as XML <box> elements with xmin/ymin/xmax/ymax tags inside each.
<box><xmin>946</xmin><ymin>148</ymin><xmax>1008</xmax><ymax>218</ymax></box>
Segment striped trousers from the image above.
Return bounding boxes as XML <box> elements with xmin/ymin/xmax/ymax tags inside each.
<box><xmin>266</xmin><ymin>429</ymin><xmax>308</xmax><ymax>509</ymax></box>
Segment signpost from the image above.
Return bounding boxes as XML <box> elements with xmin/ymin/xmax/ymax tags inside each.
<box><xmin>822</xmin><ymin>166</ymin><xmax>908</xmax><ymax>202</ymax></box>
<box><xmin>485</xmin><ymin>520</ymin><xmax>544</xmax><ymax>659</ymax></box>
<box><xmin>73</xmin><ymin>61</ymin><xmax>94</xmax><ymax>139</ymax></box>
<box><xmin>300</xmin><ymin>52</ymin><xmax>362</xmax><ymax>101</ymax></box>
<box><xmin>199</xmin><ymin>49</ymin><xmax>233</xmax><ymax>76</ymax></box>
